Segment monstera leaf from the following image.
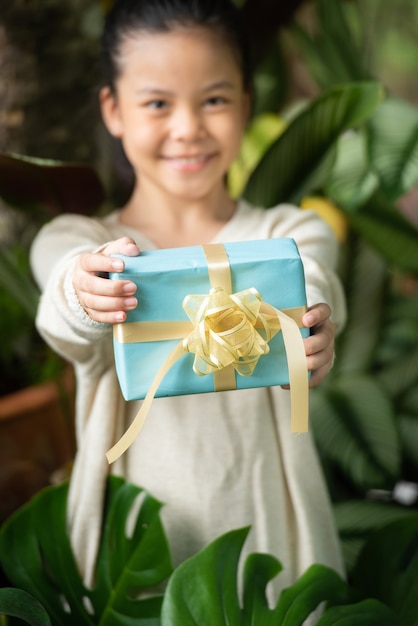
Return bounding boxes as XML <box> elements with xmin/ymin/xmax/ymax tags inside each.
<box><xmin>351</xmin><ymin>518</ymin><xmax>418</xmax><ymax>626</ymax></box>
<box><xmin>161</xmin><ymin>526</ymin><xmax>402</xmax><ymax>626</ymax></box>
<box><xmin>0</xmin><ymin>588</ymin><xmax>51</xmax><ymax>625</ymax></box>
<box><xmin>0</xmin><ymin>476</ymin><xmax>173</xmax><ymax>626</ymax></box>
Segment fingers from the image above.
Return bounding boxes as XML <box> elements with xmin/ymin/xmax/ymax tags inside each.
<box><xmin>100</xmin><ymin>237</ymin><xmax>140</xmax><ymax>258</ymax></box>
<box><xmin>303</xmin><ymin>305</ymin><xmax>336</xmax><ymax>387</ymax></box>
<box><xmin>302</xmin><ymin>302</ymin><xmax>331</xmax><ymax>329</ymax></box>
<box><xmin>77</xmin><ymin>275</ymin><xmax>138</xmax><ymax>324</ymax></box>
<box><xmin>72</xmin><ymin>238</ymin><xmax>140</xmax><ymax>324</ymax></box>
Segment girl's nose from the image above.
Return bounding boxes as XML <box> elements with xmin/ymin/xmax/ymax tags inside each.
<box><xmin>170</xmin><ymin>105</ymin><xmax>204</xmax><ymax>141</ymax></box>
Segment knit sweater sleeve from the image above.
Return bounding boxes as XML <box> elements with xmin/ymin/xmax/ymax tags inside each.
<box><xmin>270</xmin><ymin>205</ymin><xmax>347</xmax><ymax>333</ymax></box>
<box><xmin>30</xmin><ymin>214</ymin><xmax>117</xmax><ymax>367</ymax></box>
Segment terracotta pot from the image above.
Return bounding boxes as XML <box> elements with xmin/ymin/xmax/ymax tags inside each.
<box><xmin>0</xmin><ymin>367</ymin><xmax>76</xmax><ymax>521</ymax></box>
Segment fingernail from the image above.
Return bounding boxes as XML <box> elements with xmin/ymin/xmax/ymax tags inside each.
<box><xmin>123</xmin><ymin>282</ymin><xmax>136</xmax><ymax>294</ymax></box>
<box><xmin>115</xmin><ymin>312</ymin><xmax>125</xmax><ymax>322</ymax></box>
<box><xmin>124</xmin><ymin>297</ymin><xmax>137</xmax><ymax>308</ymax></box>
<box><xmin>112</xmin><ymin>259</ymin><xmax>124</xmax><ymax>270</ymax></box>
<box><xmin>304</xmin><ymin>314</ymin><xmax>315</xmax><ymax>326</ymax></box>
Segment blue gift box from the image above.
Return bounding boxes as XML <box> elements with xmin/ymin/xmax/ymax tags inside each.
<box><xmin>110</xmin><ymin>238</ymin><xmax>309</xmax><ymax>401</ymax></box>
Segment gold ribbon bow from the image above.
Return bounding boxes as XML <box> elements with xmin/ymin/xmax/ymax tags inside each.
<box><xmin>106</xmin><ymin>244</ymin><xmax>309</xmax><ymax>464</ymax></box>
<box><xmin>183</xmin><ymin>287</ymin><xmax>271</xmax><ymax>377</ymax></box>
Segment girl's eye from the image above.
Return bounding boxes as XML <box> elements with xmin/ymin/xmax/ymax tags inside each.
<box><xmin>205</xmin><ymin>96</ymin><xmax>227</xmax><ymax>107</ymax></box>
<box><xmin>146</xmin><ymin>100</ymin><xmax>167</xmax><ymax>110</ymax></box>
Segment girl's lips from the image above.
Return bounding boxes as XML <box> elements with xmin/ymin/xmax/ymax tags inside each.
<box><xmin>163</xmin><ymin>153</ymin><xmax>213</xmax><ymax>172</ymax></box>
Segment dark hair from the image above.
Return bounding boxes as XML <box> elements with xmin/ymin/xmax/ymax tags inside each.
<box><xmin>101</xmin><ymin>0</ymin><xmax>252</xmax><ymax>92</ymax></box>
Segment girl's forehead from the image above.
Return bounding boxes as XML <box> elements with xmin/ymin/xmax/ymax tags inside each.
<box><xmin>117</xmin><ymin>26</ymin><xmax>242</xmax><ymax>81</ymax></box>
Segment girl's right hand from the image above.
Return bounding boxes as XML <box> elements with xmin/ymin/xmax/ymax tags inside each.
<box><xmin>72</xmin><ymin>237</ymin><xmax>140</xmax><ymax>324</ymax></box>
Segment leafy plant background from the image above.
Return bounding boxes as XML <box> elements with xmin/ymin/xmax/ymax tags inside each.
<box><xmin>1</xmin><ymin>0</ymin><xmax>418</xmax><ymax>623</ymax></box>
<box><xmin>1</xmin><ymin>477</ymin><xmax>413</xmax><ymax>626</ymax></box>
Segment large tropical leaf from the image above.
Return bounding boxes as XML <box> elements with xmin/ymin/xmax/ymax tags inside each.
<box><xmin>346</xmin><ymin>192</ymin><xmax>418</xmax><ymax>274</ymax></box>
<box><xmin>377</xmin><ymin>347</ymin><xmax>418</xmax><ymax>400</ymax></box>
<box><xmin>161</xmin><ymin>526</ymin><xmax>348</xmax><ymax>626</ymax></box>
<box><xmin>316</xmin><ymin>599</ymin><xmax>404</xmax><ymax>626</ymax></box>
<box><xmin>334</xmin><ymin>499</ymin><xmax>418</xmax><ymax>575</ymax></box>
<box><xmin>311</xmin><ymin>373</ymin><xmax>401</xmax><ymax>490</ymax></box>
<box><xmin>368</xmin><ymin>96</ymin><xmax>418</xmax><ymax>201</ymax></box>
<box><xmin>0</xmin><ymin>153</ymin><xmax>106</xmax><ymax>218</ymax></box>
<box><xmin>242</xmin><ymin>82</ymin><xmax>383</xmax><ymax>207</ymax></box>
<box><xmin>398</xmin><ymin>387</ymin><xmax>418</xmax><ymax>474</ymax></box>
<box><xmin>0</xmin><ymin>477</ymin><xmax>173</xmax><ymax>626</ymax></box>
<box><xmin>334</xmin><ymin>240</ymin><xmax>387</xmax><ymax>374</ymax></box>
<box><xmin>324</xmin><ymin>130</ymin><xmax>379</xmax><ymax>211</ymax></box>
<box><xmin>252</xmin><ymin>40</ymin><xmax>288</xmax><ymax>117</ymax></box>
<box><xmin>351</xmin><ymin>518</ymin><xmax>418</xmax><ymax>626</ymax></box>
<box><xmin>376</xmin><ymin>290</ymin><xmax>418</xmax><ymax>366</ymax></box>
<box><xmin>0</xmin><ymin>588</ymin><xmax>51</xmax><ymax>625</ymax></box>
<box><xmin>291</xmin><ymin>0</ymin><xmax>371</xmax><ymax>91</ymax></box>
<box><xmin>0</xmin><ymin>246</ymin><xmax>40</xmax><ymax>318</ymax></box>
<box><xmin>324</xmin><ymin>129</ymin><xmax>418</xmax><ymax>273</ymax></box>
<box><xmin>228</xmin><ymin>112</ymin><xmax>286</xmax><ymax>198</ymax></box>
<box><xmin>161</xmin><ymin>526</ymin><xmax>403</xmax><ymax>625</ymax></box>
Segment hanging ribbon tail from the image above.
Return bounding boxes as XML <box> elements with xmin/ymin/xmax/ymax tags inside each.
<box><xmin>106</xmin><ymin>341</ymin><xmax>185</xmax><ymax>464</ymax></box>
<box><xmin>275</xmin><ymin>309</ymin><xmax>309</xmax><ymax>432</ymax></box>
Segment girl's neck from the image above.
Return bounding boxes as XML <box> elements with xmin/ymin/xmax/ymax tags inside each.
<box><xmin>119</xmin><ymin>184</ymin><xmax>237</xmax><ymax>249</ymax></box>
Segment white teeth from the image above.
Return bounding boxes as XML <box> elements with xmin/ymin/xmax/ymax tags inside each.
<box><xmin>171</xmin><ymin>156</ymin><xmax>205</xmax><ymax>164</ymax></box>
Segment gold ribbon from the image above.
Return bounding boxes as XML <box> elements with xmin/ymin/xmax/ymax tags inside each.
<box><xmin>106</xmin><ymin>244</ymin><xmax>309</xmax><ymax>464</ymax></box>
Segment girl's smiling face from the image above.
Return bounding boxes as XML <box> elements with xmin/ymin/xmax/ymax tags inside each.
<box><xmin>100</xmin><ymin>27</ymin><xmax>250</xmax><ymax>204</ymax></box>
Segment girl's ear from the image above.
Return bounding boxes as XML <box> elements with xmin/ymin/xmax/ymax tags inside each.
<box><xmin>100</xmin><ymin>86</ymin><xmax>123</xmax><ymax>138</ymax></box>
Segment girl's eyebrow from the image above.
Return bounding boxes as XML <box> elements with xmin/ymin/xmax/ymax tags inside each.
<box><xmin>135</xmin><ymin>80</ymin><xmax>236</xmax><ymax>97</ymax></box>
<box><xmin>203</xmin><ymin>80</ymin><xmax>236</xmax><ymax>92</ymax></box>
<box><xmin>135</xmin><ymin>87</ymin><xmax>173</xmax><ymax>96</ymax></box>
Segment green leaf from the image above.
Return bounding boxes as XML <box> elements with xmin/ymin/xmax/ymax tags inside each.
<box><xmin>0</xmin><ymin>477</ymin><xmax>172</xmax><ymax>626</ymax></box>
<box><xmin>316</xmin><ymin>599</ymin><xmax>405</xmax><ymax>626</ymax></box>
<box><xmin>352</xmin><ymin>518</ymin><xmax>418</xmax><ymax>625</ymax></box>
<box><xmin>270</xmin><ymin>564</ymin><xmax>347</xmax><ymax>625</ymax></box>
<box><xmin>0</xmin><ymin>588</ymin><xmax>51</xmax><ymax>625</ymax></box>
<box><xmin>311</xmin><ymin>374</ymin><xmax>401</xmax><ymax>490</ymax></box>
<box><xmin>252</xmin><ymin>41</ymin><xmax>287</xmax><ymax>116</ymax></box>
<box><xmin>161</xmin><ymin>527</ymin><xmax>246</xmax><ymax>626</ymax></box>
<box><xmin>241</xmin><ymin>552</ymin><xmax>283</xmax><ymax>622</ymax></box>
<box><xmin>334</xmin><ymin>500</ymin><xmax>418</xmax><ymax>574</ymax></box>
<box><xmin>0</xmin><ymin>246</ymin><xmax>40</xmax><ymax>318</ymax></box>
<box><xmin>228</xmin><ymin>113</ymin><xmax>286</xmax><ymax>198</ymax></box>
<box><xmin>161</xmin><ymin>527</ymin><xmax>349</xmax><ymax>626</ymax></box>
<box><xmin>335</xmin><ymin>240</ymin><xmax>387</xmax><ymax>374</ymax></box>
<box><xmin>325</xmin><ymin>131</ymin><xmax>379</xmax><ymax>211</ymax></box>
<box><xmin>242</xmin><ymin>82</ymin><xmax>383</xmax><ymax>207</ymax></box>
<box><xmin>369</xmin><ymin>97</ymin><xmax>418</xmax><ymax>201</ymax></box>
<box><xmin>290</xmin><ymin>2</ymin><xmax>368</xmax><ymax>91</ymax></box>
<box><xmin>346</xmin><ymin>193</ymin><xmax>418</xmax><ymax>274</ymax></box>
<box><xmin>376</xmin><ymin>290</ymin><xmax>418</xmax><ymax>366</ymax></box>
<box><xmin>399</xmin><ymin>411</ymin><xmax>418</xmax><ymax>475</ymax></box>
<box><xmin>0</xmin><ymin>153</ymin><xmax>105</xmax><ymax>218</ymax></box>
<box><xmin>377</xmin><ymin>347</ymin><xmax>418</xmax><ymax>399</ymax></box>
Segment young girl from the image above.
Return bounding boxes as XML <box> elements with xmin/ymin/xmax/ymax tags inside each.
<box><xmin>30</xmin><ymin>0</ymin><xmax>346</xmax><ymax>604</ymax></box>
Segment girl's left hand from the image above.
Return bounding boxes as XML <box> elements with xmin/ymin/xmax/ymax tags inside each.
<box><xmin>302</xmin><ymin>303</ymin><xmax>336</xmax><ymax>387</ymax></box>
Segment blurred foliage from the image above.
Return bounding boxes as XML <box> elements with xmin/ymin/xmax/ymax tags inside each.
<box><xmin>1</xmin><ymin>477</ymin><xmax>410</xmax><ymax>625</ymax></box>
<box><xmin>286</xmin><ymin>0</ymin><xmax>418</xmax><ymax>105</ymax></box>
<box><xmin>0</xmin><ymin>0</ymin><xmax>418</xmax><ymax>618</ymax></box>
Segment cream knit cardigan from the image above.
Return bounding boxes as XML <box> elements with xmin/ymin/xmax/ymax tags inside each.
<box><xmin>31</xmin><ymin>200</ymin><xmax>346</xmax><ymax>604</ymax></box>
